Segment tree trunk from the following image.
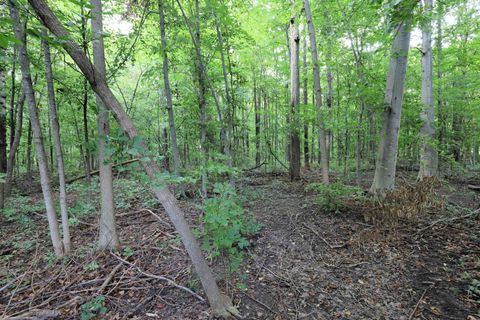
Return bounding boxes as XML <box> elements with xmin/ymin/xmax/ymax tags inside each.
<box><xmin>418</xmin><ymin>0</ymin><xmax>438</xmax><ymax>179</ymax></box>
<box><xmin>27</xmin><ymin>0</ymin><xmax>239</xmax><ymax>316</ymax></box>
<box><xmin>9</xmin><ymin>0</ymin><xmax>64</xmax><ymax>257</ymax></box>
<box><xmin>304</xmin><ymin>0</ymin><xmax>329</xmax><ymax>184</ymax></box>
<box><xmin>303</xmin><ymin>37</ymin><xmax>309</xmax><ymax>168</ymax></box>
<box><xmin>159</xmin><ymin>0</ymin><xmax>181</xmax><ymax>174</ymax></box>
<box><xmin>0</xmin><ymin>51</ymin><xmax>7</xmax><ymax>209</ymax></box>
<box><xmin>5</xmin><ymin>91</ymin><xmax>25</xmax><ymax>196</ymax></box>
<box><xmin>254</xmin><ymin>75</ymin><xmax>261</xmax><ymax>167</ymax></box>
<box><xmin>81</xmin><ymin>4</ymin><xmax>91</xmax><ymax>180</ymax></box>
<box><xmin>289</xmin><ymin>17</ymin><xmax>301</xmax><ymax>181</ymax></box>
<box><xmin>42</xmin><ymin>29</ymin><xmax>71</xmax><ymax>254</ymax></box>
<box><xmin>91</xmin><ymin>0</ymin><xmax>119</xmax><ymax>250</ymax></box>
<box><xmin>370</xmin><ymin>6</ymin><xmax>413</xmax><ymax>195</ymax></box>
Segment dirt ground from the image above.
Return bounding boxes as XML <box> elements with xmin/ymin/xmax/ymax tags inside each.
<box><xmin>0</xmin><ymin>171</ymin><xmax>479</xmax><ymax>319</ymax></box>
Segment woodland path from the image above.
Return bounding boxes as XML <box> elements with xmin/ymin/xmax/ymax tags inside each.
<box><xmin>234</xmin><ymin>172</ymin><xmax>479</xmax><ymax>320</ymax></box>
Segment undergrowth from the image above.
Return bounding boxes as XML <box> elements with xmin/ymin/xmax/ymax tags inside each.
<box><xmin>198</xmin><ymin>182</ymin><xmax>261</xmax><ymax>273</ymax></box>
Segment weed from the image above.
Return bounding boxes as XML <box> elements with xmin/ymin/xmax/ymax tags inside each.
<box><xmin>80</xmin><ymin>296</ymin><xmax>107</xmax><ymax>320</ymax></box>
<box><xmin>199</xmin><ymin>183</ymin><xmax>261</xmax><ymax>273</ymax></box>
<box><xmin>306</xmin><ymin>182</ymin><xmax>364</xmax><ymax>213</ymax></box>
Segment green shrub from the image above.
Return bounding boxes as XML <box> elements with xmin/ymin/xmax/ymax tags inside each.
<box><xmin>199</xmin><ymin>183</ymin><xmax>261</xmax><ymax>272</ymax></box>
<box><xmin>306</xmin><ymin>182</ymin><xmax>364</xmax><ymax>213</ymax></box>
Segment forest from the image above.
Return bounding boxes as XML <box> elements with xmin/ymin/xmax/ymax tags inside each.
<box><xmin>0</xmin><ymin>0</ymin><xmax>479</xmax><ymax>318</ymax></box>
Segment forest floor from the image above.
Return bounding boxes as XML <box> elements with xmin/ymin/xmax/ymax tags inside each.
<box><xmin>0</xmin><ymin>170</ymin><xmax>479</xmax><ymax>319</ymax></box>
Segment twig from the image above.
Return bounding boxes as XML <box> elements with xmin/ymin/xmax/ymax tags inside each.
<box><xmin>408</xmin><ymin>287</ymin><xmax>429</xmax><ymax>320</ymax></box>
<box><xmin>302</xmin><ymin>223</ymin><xmax>346</xmax><ymax>249</ymax></box>
<box><xmin>98</xmin><ymin>262</ymin><xmax>123</xmax><ymax>294</ymax></box>
<box><xmin>110</xmin><ymin>252</ymin><xmax>205</xmax><ymax>302</ymax></box>
<box><xmin>419</xmin><ymin>208</ymin><xmax>480</xmax><ymax>232</ymax></box>
<box><xmin>241</xmin><ymin>292</ymin><xmax>275</xmax><ymax>313</ymax></box>
<box><xmin>5</xmin><ymin>309</ymin><xmax>60</xmax><ymax>320</ymax></box>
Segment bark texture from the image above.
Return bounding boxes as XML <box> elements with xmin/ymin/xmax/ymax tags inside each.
<box><xmin>91</xmin><ymin>0</ymin><xmax>119</xmax><ymax>250</ymax></box>
<box><xmin>418</xmin><ymin>0</ymin><xmax>438</xmax><ymax>179</ymax></box>
<box><xmin>289</xmin><ymin>17</ymin><xmax>301</xmax><ymax>181</ymax></box>
<box><xmin>9</xmin><ymin>0</ymin><xmax>64</xmax><ymax>257</ymax></box>
<box><xmin>42</xmin><ymin>29</ymin><xmax>71</xmax><ymax>253</ymax></box>
<box><xmin>304</xmin><ymin>0</ymin><xmax>329</xmax><ymax>184</ymax></box>
<box><xmin>27</xmin><ymin>0</ymin><xmax>238</xmax><ymax>316</ymax></box>
<box><xmin>370</xmin><ymin>8</ymin><xmax>413</xmax><ymax>195</ymax></box>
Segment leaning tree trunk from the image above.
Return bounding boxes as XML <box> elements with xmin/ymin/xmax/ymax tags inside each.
<box><xmin>159</xmin><ymin>0</ymin><xmax>181</xmax><ymax>175</ymax></box>
<box><xmin>9</xmin><ymin>0</ymin><xmax>64</xmax><ymax>257</ymax></box>
<box><xmin>304</xmin><ymin>0</ymin><xmax>329</xmax><ymax>184</ymax></box>
<box><xmin>370</xmin><ymin>7</ymin><xmax>413</xmax><ymax>195</ymax></box>
<box><xmin>42</xmin><ymin>29</ymin><xmax>71</xmax><ymax>254</ymax></box>
<box><xmin>289</xmin><ymin>17</ymin><xmax>301</xmax><ymax>181</ymax></box>
<box><xmin>91</xmin><ymin>0</ymin><xmax>119</xmax><ymax>250</ymax></box>
<box><xmin>27</xmin><ymin>0</ymin><xmax>239</xmax><ymax>316</ymax></box>
<box><xmin>418</xmin><ymin>0</ymin><xmax>438</xmax><ymax>179</ymax></box>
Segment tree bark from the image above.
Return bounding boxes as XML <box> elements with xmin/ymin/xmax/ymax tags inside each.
<box><xmin>304</xmin><ymin>0</ymin><xmax>329</xmax><ymax>184</ymax></box>
<box><xmin>5</xmin><ymin>90</ymin><xmax>25</xmax><ymax>196</ymax></box>
<box><xmin>159</xmin><ymin>0</ymin><xmax>181</xmax><ymax>175</ymax></box>
<box><xmin>0</xmin><ymin>50</ymin><xmax>7</xmax><ymax>209</ymax></box>
<box><xmin>370</xmin><ymin>6</ymin><xmax>413</xmax><ymax>195</ymax></box>
<box><xmin>81</xmin><ymin>4</ymin><xmax>91</xmax><ymax>180</ymax></box>
<box><xmin>303</xmin><ymin>37</ymin><xmax>309</xmax><ymax>168</ymax></box>
<box><xmin>27</xmin><ymin>0</ymin><xmax>239</xmax><ymax>316</ymax></box>
<box><xmin>42</xmin><ymin>29</ymin><xmax>71</xmax><ymax>253</ymax></box>
<box><xmin>418</xmin><ymin>0</ymin><xmax>438</xmax><ymax>179</ymax></box>
<box><xmin>289</xmin><ymin>17</ymin><xmax>301</xmax><ymax>181</ymax></box>
<box><xmin>9</xmin><ymin>0</ymin><xmax>64</xmax><ymax>257</ymax></box>
<box><xmin>254</xmin><ymin>74</ymin><xmax>261</xmax><ymax>167</ymax></box>
<box><xmin>91</xmin><ymin>0</ymin><xmax>119</xmax><ymax>250</ymax></box>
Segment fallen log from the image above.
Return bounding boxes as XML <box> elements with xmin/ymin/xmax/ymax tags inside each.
<box><xmin>468</xmin><ymin>184</ymin><xmax>480</xmax><ymax>192</ymax></box>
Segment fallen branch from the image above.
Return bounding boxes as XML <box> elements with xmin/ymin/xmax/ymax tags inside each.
<box><xmin>98</xmin><ymin>262</ymin><xmax>123</xmax><ymax>294</ymax></box>
<box><xmin>302</xmin><ymin>223</ymin><xmax>346</xmax><ymax>249</ymax></box>
<box><xmin>110</xmin><ymin>252</ymin><xmax>205</xmax><ymax>302</ymax></box>
<box><xmin>267</xmin><ymin>142</ymin><xmax>288</xmax><ymax>170</ymax></box>
<box><xmin>408</xmin><ymin>287</ymin><xmax>430</xmax><ymax>320</ymax></box>
<box><xmin>5</xmin><ymin>309</ymin><xmax>60</xmax><ymax>320</ymax></box>
<box><xmin>66</xmin><ymin>158</ymin><xmax>139</xmax><ymax>184</ymax></box>
<box><xmin>244</xmin><ymin>161</ymin><xmax>266</xmax><ymax>172</ymax></box>
<box><xmin>419</xmin><ymin>208</ymin><xmax>480</xmax><ymax>232</ymax></box>
<box><xmin>468</xmin><ymin>184</ymin><xmax>480</xmax><ymax>192</ymax></box>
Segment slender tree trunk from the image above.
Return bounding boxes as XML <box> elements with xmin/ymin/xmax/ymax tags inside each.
<box><xmin>289</xmin><ymin>17</ymin><xmax>301</xmax><ymax>181</ymax></box>
<box><xmin>159</xmin><ymin>0</ymin><xmax>181</xmax><ymax>174</ymax></box>
<box><xmin>5</xmin><ymin>91</ymin><xmax>25</xmax><ymax>196</ymax></box>
<box><xmin>215</xmin><ymin>16</ymin><xmax>234</xmax><ymax>180</ymax></box>
<box><xmin>418</xmin><ymin>0</ymin><xmax>438</xmax><ymax>179</ymax></box>
<box><xmin>436</xmin><ymin>1</ymin><xmax>445</xmax><ymax>147</ymax></box>
<box><xmin>42</xmin><ymin>29</ymin><xmax>71</xmax><ymax>253</ymax></box>
<box><xmin>9</xmin><ymin>47</ymin><xmax>17</xmax><ymax>149</ymax></box>
<box><xmin>303</xmin><ymin>37</ymin><xmax>309</xmax><ymax>168</ymax></box>
<box><xmin>81</xmin><ymin>4</ymin><xmax>91</xmax><ymax>180</ymax></box>
<box><xmin>28</xmin><ymin>0</ymin><xmax>240</xmax><ymax>315</ymax></box>
<box><xmin>0</xmin><ymin>51</ymin><xmax>7</xmax><ymax>208</ymax></box>
<box><xmin>370</xmin><ymin>6</ymin><xmax>413</xmax><ymax>195</ymax></box>
<box><xmin>254</xmin><ymin>75</ymin><xmax>261</xmax><ymax>167</ymax></box>
<box><xmin>304</xmin><ymin>0</ymin><xmax>329</xmax><ymax>184</ymax></box>
<box><xmin>91</xmin><ymin>0</ymin><xmax>119</xmax><ymax>250</ymax></box>
<box><xmin>27</xmin><ymin>120</ymin><xmax>32</xmax><ymax>176</ymax></box>
<box><xmin>9</xmin><ymin>0</ymin><xmax>64</xmax><ymax>257</ymax></box>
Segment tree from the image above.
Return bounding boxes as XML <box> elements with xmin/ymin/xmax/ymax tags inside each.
<box><xmin>370</xmin><ymin>2</ymin><xmax>415</xmax><ymax>195</ymax></box>
<box><xmin>304</xmin><ymin>0</ymin><xmax>329</xmax><ymax>184</ymax></box>
<box><xmin>289</xmin><ymin>16</ymin><xmax>301</xmax><ymax>181</ymax></box>
<box><xmin>159</xmin><ymin>0</ymin><xmax>181</xmax><ymax>175</ymax></box>
<box><xmin>27</xmin><ymin>0</ymin><xmax>239</xmax><ymax>316</ymax></box>
<box><xmin>91</xmin><ymin>0</ymin><xmax>119</xmax><ymax>250</ymax></box>
<box><xmin>418</xmin><ymin>0</ymin><xmax>438</xmax><ymax>179</ymax></box>
<box><xmin>41</xmin><ymin>29</ymin><xmax>71</xmax><ymax>253</ymax></box>
<box><xmin>0</xmin><ymin>48</ymin><xmax>6</xmax><ymax>209</ymax></box>
<box><xmin>8</xmin><ymin>0</ymin><xmax>64</xmax><ymax>257</ymax></box>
